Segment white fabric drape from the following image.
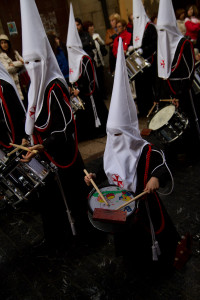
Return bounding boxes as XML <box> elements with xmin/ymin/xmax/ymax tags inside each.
<box><xmin>133</xmin><ymin>0</ymin><xmax>150</xmax><ymax>49</ymax></box>
<box><xmin>157</xmin><ymin>0</ymin><xmax>183</xmax><ymax>79</ymax></box>
<box><xmin>20</xmin><ymin>0</ymin><xmax>67</xmax><ymax>135</ymax></box>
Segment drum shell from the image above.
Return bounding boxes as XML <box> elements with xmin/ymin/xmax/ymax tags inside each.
<box><xmin>88</xmin><ymin>185</ymin><xmax>137</xmax><ymax>233</ymax></box>
<box><xmin>126</xmin><ymin>51</ymin><xmax>150</xmax><ymax>81</ymax></box>
<box><xmin>148</xmin><ymin>105</ymin><xmax>189</xmax><ymax>143</ymax></box>
<box><xmin>0</xmin><ymin>151</ymin><xmax>49</xmax><ymax>208</ymax></box>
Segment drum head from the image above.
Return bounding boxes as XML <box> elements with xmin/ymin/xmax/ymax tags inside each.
<box><xmin>0</xmin><ymin>149</ymin><xmax>6</xmax><ymax>160</ymax></box>
<box><xmin>149</xmin><ymin>105</ymin><xmax>175</xmax><ymax>130</ymax></box>
<box><xmin>88</xmin><ymin>185</ymin><xmax>136</xmax><ymax>233</ymax></box>
<box><xmin>88</xmin><ymin>185</ymin><xmax>135</xmax><ymax>217</ymax></box>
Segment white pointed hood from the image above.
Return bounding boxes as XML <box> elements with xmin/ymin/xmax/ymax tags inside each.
<box><xmin>157</xmin><ymin>0</ymin><xmax>183</xmax><ymax>79</ymax></box>
<box><xmin>66</xmin><ymin>3</ymin><xmax>88</xmax><ymax>83</ymax></box>
<box><xmin>20</xmin><ymin>0</ymin><xmax>67</xmax><ymax>135</ymax></box>
<box><xmin>103</xmin><ymin>38</ymin><xmax>148</xmax><ymax>193</ymax></box>
<box><xmin>0</xmin><ymin>62</ymin><xmax>25</xmax><ymax>111</ymax></box>
<box><xmin>133</xmin><ymin>0</ymin><xmax>150</xmax><ymax>49</ymax></box>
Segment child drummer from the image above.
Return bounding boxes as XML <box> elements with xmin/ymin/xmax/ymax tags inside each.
<box><xmin>85</xmin><ymin>38</ymin><xmax>180</xmax><ymax>273</ymax></box>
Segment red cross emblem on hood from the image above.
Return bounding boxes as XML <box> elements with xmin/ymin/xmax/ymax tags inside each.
<box><xmin>29</xmin><ymin>106</ymin><xmax>36</xmax><ymax>119</ymax></box>
<box><xmin>112</xmin><ymin>174</ymin><xmax>124</xmax><ymax>188</ymax></box>
<box><xmin>135</xmin><ymin>36</ymin><xmax>139</xmax><ymax>42</ymax></box>
<box><xmin>69</xmin><ymin>68</ymin><xmax>74</xmax><ymax>74</ymax></box>
<box><xmin>160</xmin><ymin>60</ymin><xmax>165</xmax><ymax>68</ymax></box>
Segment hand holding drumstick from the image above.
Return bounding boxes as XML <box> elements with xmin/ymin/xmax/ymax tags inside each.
<box><xmin>84</xmin><ymin>172</ymin><xmax>96</xmax><ymax>186</ymax></box>
<box><xmin>160</xmin><ymin>98</ymin><xmax>179</xmax><ymax>108</ymax></box>
<box><xmin>9</xmin><ymin>143</ymin><xmax>44</xmax><ymax>163</ymax></box>
<box><xmin>20</xmin><ymin>144</ymin><xmax>44</xmax><ymax>163</ymax></box>
<box><xmin>83</xmin><ymin>169</ymin><xmax>109</xmax><ymax>206</ymax></box>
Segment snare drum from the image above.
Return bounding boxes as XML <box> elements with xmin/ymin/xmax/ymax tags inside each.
<box><xmin>126</xmin><ymin>51</ymin><xmax>151</xmax><ymax>81</ymax></box>
<box><xmin>148</xmin><ymin>105</ymin><xmax>188</xmax><ymax>143</ymax></box>
<box><xmin>0</xmin><ymin>155</ymin><xmax>49</xmax><ymax>208</ymax></box>
<box><xmin>88</xmin><ymin>185</ymin><xmax>136</xmax><ymax>233</ymax></box>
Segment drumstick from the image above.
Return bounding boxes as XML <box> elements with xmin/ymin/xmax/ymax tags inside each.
<box><xmin>115</xmin><ymin>191</ymin><xmax>148</xmax><ymax>210</ymax></box>
<box><xmin>7</xmin><ymin>147</ymin><xmax>21</xmax><ymax>157</ymax></box>
<box><xmin>159</xmin><ymin>99</ymin><xmax>179</xmax><ymax>102</ymax></box>
<box><xmin>9</xmin><ymin>143</ymin><xmax>38</xmax><ymax>154</ymax></box>
<box><xmin>7</xmin><ymin>142</ymin><xmax>28</xmax><ymax>157</ymax></box>
<box><xmin>83</xmin><ymin>169</ymin><xmax>109</xmax><ymax>206</ymax></box>
<box><xmin>147</xmin><ymin>102</ymin><xmax>157</xmax><ymax>118</ymax></box>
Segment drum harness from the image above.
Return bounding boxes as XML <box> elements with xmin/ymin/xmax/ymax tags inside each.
<box><xmin>33</xmin><ymin>83</ymin><xmax>79</xmax><ymax>235</ymax></box>
<box><xmin>143</xmin><ymin>144</ymin><xmax>174</xmax><ymax>261</ymax></box>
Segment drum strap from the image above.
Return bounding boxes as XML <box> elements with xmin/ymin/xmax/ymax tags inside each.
<box><xmin>0</xmin><ymin>81</ymin><xmax>15</xmax><ymax>148</ymax></box>
<box><xmin>143</xmin><ymin>144</ymin><xmax>165</xmax><ymax>260</ymax></box>
<box><xmin>33</xmin><ymin>83</ymin><xmax>78</xmax><ymax>169</ymax></box>
<box><xmin>78</xmin><ymin>56</ymin><xmax>101</xmax><ymax>127</ymax></box>
<box><xmin>80</xmin><ymin>55</ymin><xmax>96</xmax><ymax>96</ymax></box>
<box><xmin>167</xmin><ymin>40</ymin><xmax>195</xmax><ymax>95</ymax></box>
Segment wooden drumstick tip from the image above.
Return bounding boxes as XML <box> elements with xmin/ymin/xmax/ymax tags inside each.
<box><xmin>115</xmin><ymin>190</ymin><xmax>148</xmax><ymax>210</ymax></box>
<box><xmin>83</xmin><ymin>169</ymin><xmax>109</xmax><ymax>206</ymax></box>
<box><xmin>159</xmin><ymin>99</ymin><xmax>179</xmax><ymax>102</ymax></box>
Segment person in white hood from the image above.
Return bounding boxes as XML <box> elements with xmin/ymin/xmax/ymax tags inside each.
<box><xmin>20</xmin><ymin>0</ymin><xmax>90</xmax><ymax>252</ymax></box>
<box><xmin>156</xmin><ymin>0</ymin><xmax>199</xmax><ymax>162</ymax></box>
<box><xmin>85</xmin><ymin>38</ymin><xmax>180</xmax><ymax>271</ymax></box>
<box><xmin>132</xmin><ymin>0</ymin><xmax>157</xmax><ymax>58</ymax></box>
<box><xmin>0</xmin><ymin>61</ymin><xmax>26</xmax><ymax>148</ymax></box>
<box><xmin>67</xmin><ymin>3</ymin><xmax>108</xmax><ymax>141</ymax></box>
<box><xmin>131</xmin><ymin>0</ymin><xmax>158</xmax><ymax>117</ymax></box>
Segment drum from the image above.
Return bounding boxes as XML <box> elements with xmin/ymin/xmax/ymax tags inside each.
<box><xmin>88</xmin><ymin>185</ymin><xmax>136</xmax><ymax>233</ymax></box>
<box><xmin>0</xmin><ymin>153</ymin><xmax>50</xmax><ymax>208</ymax></box>
<box><xmin>126</xmin><ymin>51</ymin><xmax>151</xmax><ymax>81</ymax></box>
<box><xmin>148</xmin><ymin>105</ymin><xmax>189</xmax><ymax>143</ymax></box>
<box><xmin>192</xmin><ymin>61</ymin><xmax>200</xmax><ymax>95</ymax></box>
<box><xmin>0</xmin><ymin>148</ymin><xmax>8</xmax><ymax>165</ymax></box>
<box><xmin>70</xmin><ymin>96</ymin><xmax>84</xmax><ymax>114</ymax></box>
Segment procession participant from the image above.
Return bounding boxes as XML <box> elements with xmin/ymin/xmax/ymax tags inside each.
<box><xmin>75</xmin><ymin>17</ymin><xmax>96</xmax><ymax>60</ymax></box>
<box><xmin>85</xmin><ymin>39</ymin><xmax>180</xmax><ymax>272</ymax></box>
<box><xmin>67</xmin><ymin>3</ymin><xmax>108</xmax><ymax>142</ymax></box>
<box><xmin>131</xmin><ymin>0</ymin><xmax>157</xmax><ymax>116</ymax></box>
<box><xmin>0</xmin><ymin>61</ymin><xmax>26</xmax><ymax>148</ymax></box>
<box><xmin>132</xmin><ymin>0</ymin><xmax>157</xmax><ymax>59</ymax></box>
<box><xmin>156</xmin><ymin>0</ymin><xmax>195</xmax><ymax>98</ymax></box>
<box><xmin>156</xmin><ymin>0</ymin><xmax>198</xmax><ymax>161</ymax></box>
<box><xmin>20</xmin><ymin>0</ymin><xmax>89</xmax><ymax>253</ymax></box>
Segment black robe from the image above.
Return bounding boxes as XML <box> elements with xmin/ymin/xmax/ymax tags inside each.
<box><xmin>134</xmin><ymin>23</ymin><xmax>157</xmax><ymax>116</ymax></box>
<box><xmin>73</xmin><ymin>55</ymin><xmax>108</xmax><ymax>141</ymax></box>
<box><xmin>33</xmin><ymin>79</ymin><xmax>90</xmax><ymax>247</ymax></box>
<box><xmin>155</xmin><ymin>38</ymin><xmax>195</xmax><ymax>103</ymax></box>
<box><xmin>114</xmin><ymin>145</ymin><xmax>180</xmax><ymax>270</ymax></box>
<box><xmin>0</xmin><ymin>79</ymin><xmax>25</xmax><ymax>149</ymax></box>
<box><xmin>155</xmin><ymin>38</ymin><xmax>199</xmax><ymax>158</ymax></box>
